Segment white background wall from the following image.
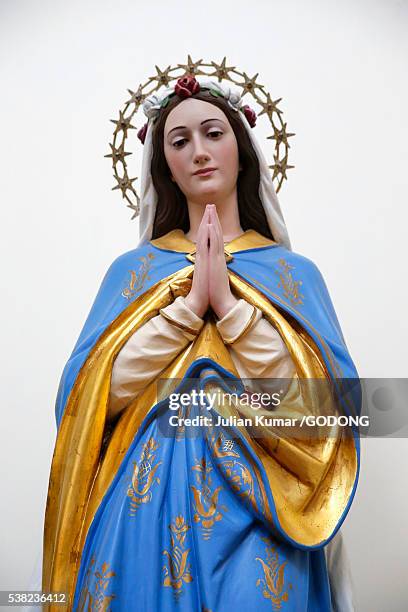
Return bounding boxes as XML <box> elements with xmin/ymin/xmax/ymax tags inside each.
<box><xmin>1</xmin><ymin>0</ymin><xmax>407</xmax><ymax>610</ymax></box>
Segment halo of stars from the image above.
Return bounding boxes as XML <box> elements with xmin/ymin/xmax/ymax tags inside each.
<box><xmin>105</xmin><ymin>55</ymin><xmax>295</xmax><ymax>219</ymax></box>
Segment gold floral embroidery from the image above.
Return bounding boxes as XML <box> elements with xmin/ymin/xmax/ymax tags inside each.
<box><xmin>162</xmin><ymin>515</ymin><xmax>193</xmax><ymax>600</ymax></box>
<box><xmin>77</xmin><ymin>556</ymin><xmax>116</xmax><ymax>611</ymax></box>
<box><xmin>191</xmin><ymin>457</ymin><xmax>227</xmax><ymax>540</ymax></box>
<box><xmin>175</xmin><ymin>403</ymin><xmax>192</xmax><ymax>442</ymax></box>
<box><xmin>223</xmin><ymin>459</ymin><xmax>257</xmax><ymax>506</ymax></box>
<box><xmin>207</xmin><ymin>430</ymin><xmax>262</xmax><ymax>516</ymax></box>
<box><xmin>127</xmin><ymin>437</ymin><xmax>162</xmax><ymax>515</ymax></box>
<box><xmin>122</xmin><ymin>252</ymin><xmax>155</xmax><ymax>300</ymax></box>
<box><xmin>255</xmin><ymin>537</ymin><xmax>290</xmax><ymax>609</ymax></box>
<box><xmin>275</xmin><ymin>258</ymin><xmax>304</xmax><ymax>307</ymax></box>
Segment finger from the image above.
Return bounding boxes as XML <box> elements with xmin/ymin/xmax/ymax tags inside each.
<box><xmin>197</xmin><ymin>206</ymin><xmax>210</xmax><ymax>242</ymax></box>
<box><xmin>209</xmin><ymin>206</ymin><xmax>223</xmax><ymax>254</ymax></box>
<box><xmin>205</xmin><ymin>208</ymin><xmax>214</xmax><ymax>251</ymax></box>
<box><xmin>212</xmin><ymin>206</ymin><xmax>224</xmax><ymax>247</ymax></box>
<box><xmin>194</xmin><ymin>221</ymin><xmax>209</xmax><ymax>296</ymax></box>
<box><xmin>204</xmin><ymin>220</ymin><xmax>210</xmax><ymax>255</ymax></box>
<box><xmin>196</xmin><ymin>229</ymin><xmax>206</xmax><ymax>259</ymax></box>
<box><xmin>208</xmin><ymin>222</ymin><xmax>218</xmax><ymax>261</ymax></box>
<box><xmin>202</xmin><ymin>204</ymin><xmax>211</xmax><ymax>225</ymax></box>
<box><xmin>200</xmin><ymin>224</ymin><xmax>211</xmax><ymax>270</ymax></box>
<box><xmin>197</xmin><ymin>207</ymin><xmax>211</xmax><ymax>251</ymax></box>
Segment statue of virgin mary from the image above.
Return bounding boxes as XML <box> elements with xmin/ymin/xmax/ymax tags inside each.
<box><xmin>41</xmin><ymin>73</ymin><xmax>361</xmax><ymax>611</ymax></box>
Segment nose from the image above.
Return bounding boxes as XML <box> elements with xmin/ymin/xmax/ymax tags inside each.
<box><xmin>192</xmin><ymin>134</ymin><xmax>211</xmax><ymax>166</ymax></box>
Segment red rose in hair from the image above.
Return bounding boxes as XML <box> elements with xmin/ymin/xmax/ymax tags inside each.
<box><xmin>137</xmin><ymin>122</ymin><xmax>148</xmax><ymax>144</ymax></box>
<box><xmin>174</xmin><ymin>75</ymin><xmax>200</xmax><ymax>98</ymax></box>
<box><xmin>242</xmin><ymin>104</ymin><xmax>257</xmax><ymax>128</ymax></box>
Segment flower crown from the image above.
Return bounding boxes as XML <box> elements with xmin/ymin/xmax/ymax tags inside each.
<box><xmin>106</xmin><ymin>56</ymin><xmax>294</xmax><ymax>220</ymax></box>
<box><xmin>137</xmin><ymin>75</ymin><xmax>257</xmax><ymax>144</ymax></box>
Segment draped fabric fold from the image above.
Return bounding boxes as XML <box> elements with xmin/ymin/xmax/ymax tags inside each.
<box><xmin>42</xmin><ymin>230</ymin><xmax>360</xmax><ymax>611</ymax></box>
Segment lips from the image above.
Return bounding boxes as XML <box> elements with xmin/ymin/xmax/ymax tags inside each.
<box><xmin>193</xmin><ymin>168</ymin><xmax>217</xmax><ymax>176</ymax></box>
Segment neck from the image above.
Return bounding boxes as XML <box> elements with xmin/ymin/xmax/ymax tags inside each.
<box><xmin>185</xmin><ymin>190</ymin><xmax>243</xmax><ymax>243</ymax></box>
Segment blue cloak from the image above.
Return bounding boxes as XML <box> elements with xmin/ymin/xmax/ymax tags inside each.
<box><xmin>43</xmin><ymin>229</ymin><xmax>361</xmax><ymax>612</ymax></box>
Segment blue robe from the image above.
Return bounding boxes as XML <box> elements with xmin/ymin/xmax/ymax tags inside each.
<box><xmin>42</xmin><ymin>229</ymin><xmax>361</xmax><ymax>611</ymax></box>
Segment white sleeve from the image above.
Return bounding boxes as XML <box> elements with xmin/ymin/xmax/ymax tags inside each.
<box><xmin>108</xmin><ymin>296</ymin><xmax>204</xmax><ymax>419</ymax></box>
<box><xmin>215</xmin><ymin>298</ymin><xmax>296</xmax><ymax>391</ymax></box>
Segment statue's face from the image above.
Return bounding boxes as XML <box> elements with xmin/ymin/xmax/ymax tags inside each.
<box><xmin>163</xmin><ymin>98</ymin><xmax>240</xmax><ymax>205</ymax></box>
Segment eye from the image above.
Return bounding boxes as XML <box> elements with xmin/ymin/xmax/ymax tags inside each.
<box><xmin>208</xmin><ymin>130</ymin><xmax>223</xmax><ymax>138</ymax></box>
<box><xmin>172</xmin><ymin>138</ymin><xmax>187</xmax><ymax>148</ymax></box>
<box><xmin>171</xmin><ymin>130</ymin><xmax>223</xmax><ymax>148</ymax></box>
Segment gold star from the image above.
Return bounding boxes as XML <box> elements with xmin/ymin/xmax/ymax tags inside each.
<box><xmin>267</xmin><ymin>123</ymin><xmax>296</xmax><ymax>148</ymax></box>
<box><xmin>208</xmin><ymin>56</ymin><xmax>236</xmax><ymax>82</ymax></box>
<box><xmin>240</xmin><ymin>71</ymin><xmax>263</xmax><ymax>94</ymax></box>
<box><xmin>109</xmin><ymin>110</ymin><xmax>137</xmax><ymax>136</ymax></box>
<box><xmin>104</xmin><ymin>143</ymin><xmax>132</xmax><ymax>165</ymax></box>
<box><xmin>151</xmin><ymin>64</ymin><xmax>172</xmax><ymax>87</ymax></box>
<box><xmin>125</xmin><ymin>84</ymin><xmax>145</xmax><ymax>107</ymax></box>
<box><xmin>112</xmin><ymin>174</ymin><xmax>137</xmax><ymax>197</ymax></box>
<box><xmin>258</xmin><ymin>93</ymin><xmax>283</xmax><ymax>119</ymax></box>
<box><xmin>269</xmin><ymin>155</ymin><xmax>294</xmax><ymax>180</ymax></box>
<box><xmin>177</xmin><ymin>54</ymin><xmax>204</xmax><ymax>76</ymax></box>
<box><xmin>127</xmin><ymin>200</ymin><xmax>140</xmax><ymax>220</ymax></box>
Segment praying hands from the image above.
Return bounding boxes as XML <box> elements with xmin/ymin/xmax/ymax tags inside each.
<box><xmin>184</xmin><ymin>204</ymin><xmax>238</xmax><ymax>319</ymax></box>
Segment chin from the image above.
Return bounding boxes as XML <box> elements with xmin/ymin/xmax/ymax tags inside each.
<box><xmin>196</xmin><ymin>185</ymin><xmax>222</xmax><ymax>201</ymax></box>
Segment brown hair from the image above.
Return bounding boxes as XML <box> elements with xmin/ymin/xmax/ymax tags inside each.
<box><xmin>150</xmin><ymin>89</ymin><xmax>275</xmax><ymax>241</ymax></box>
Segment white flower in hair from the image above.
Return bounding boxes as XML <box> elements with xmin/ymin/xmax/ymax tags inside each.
<box><xmin>142</xmin><ymin>87</ymin><xmax>173</xmax><ymax>120</ymax></box>
<box><xmin>142</xmin><ymin>77</ymin><xmax>244</xmax><ymax>123</ymax></box>
<box><xmin>195</xmin><ymin>77</ymin><xmax>243</xmax><ymax>111</ymax></box>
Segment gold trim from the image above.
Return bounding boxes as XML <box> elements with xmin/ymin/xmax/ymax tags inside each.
<box><xmin>223</xmin><ymin>304</ymin><xmax>258</xmax><ymax>345</ymax></box>
<box><xmin>150</xmin><ymin>228</ymin><xmax>277</xmax><ymax>254</ymax></box>
<box><xmin>159</xmin><ymin>308</ymin><xmax>201</xmax><ymax>336</ymax></box>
